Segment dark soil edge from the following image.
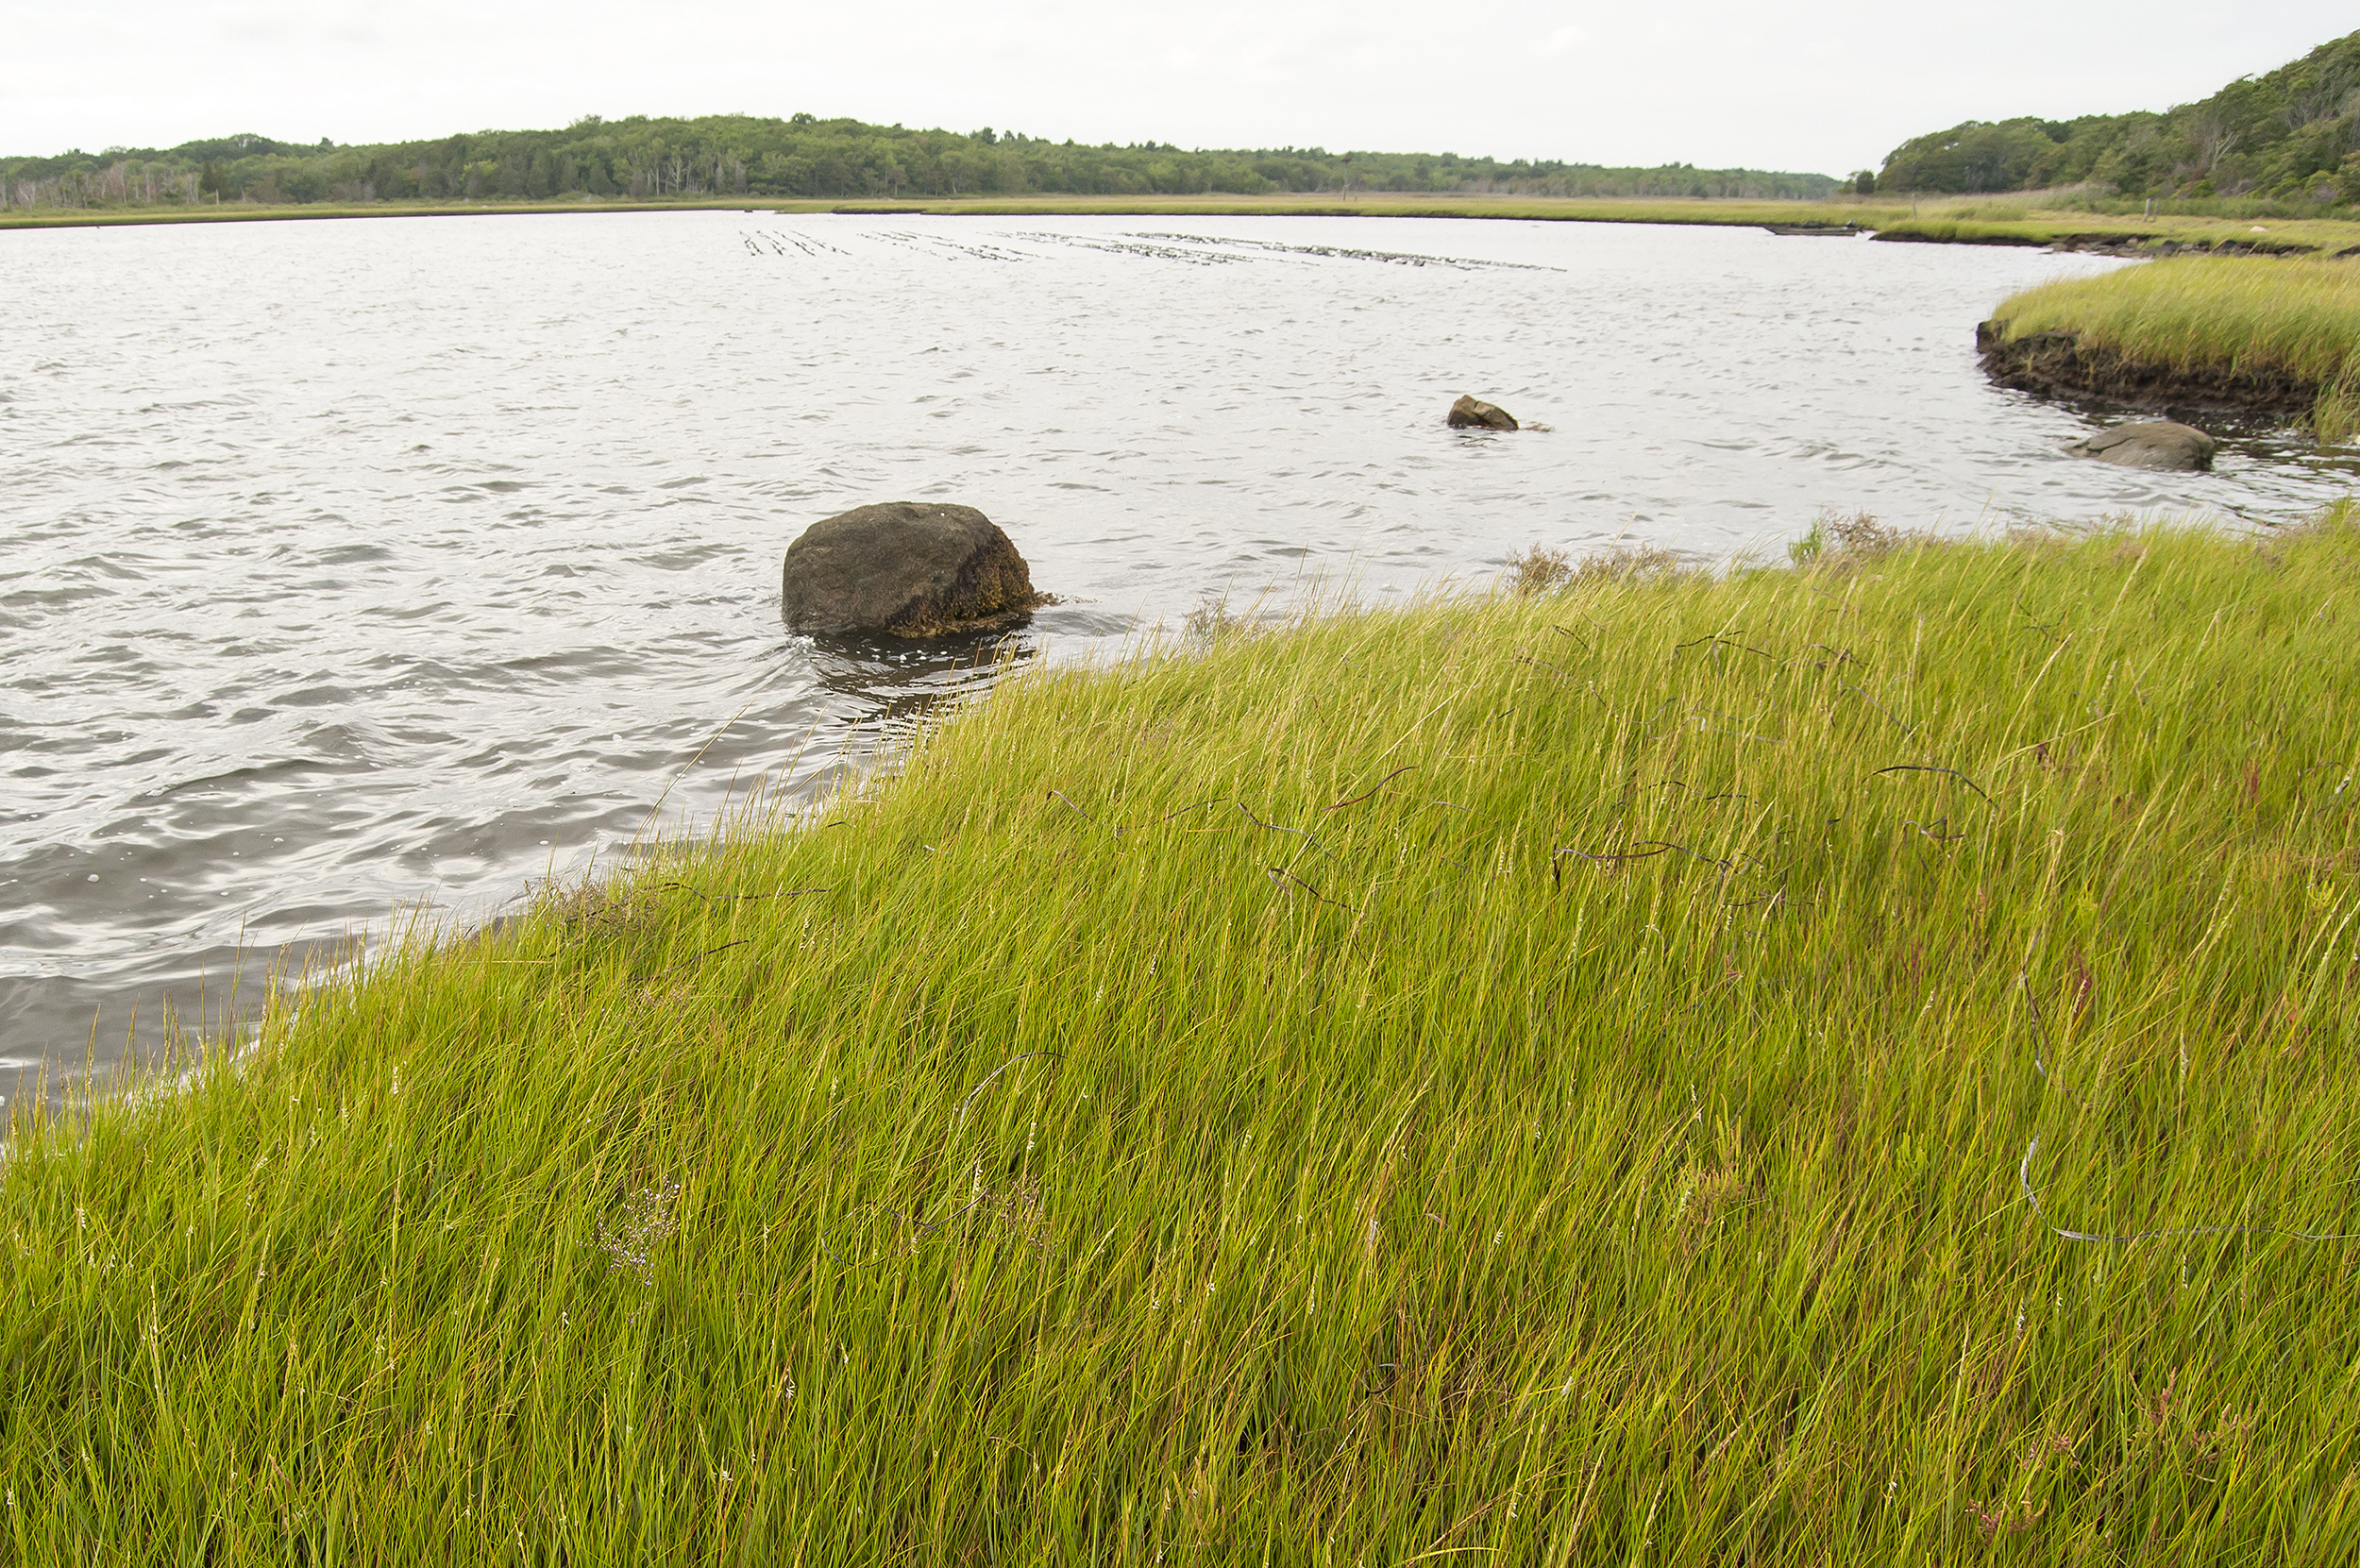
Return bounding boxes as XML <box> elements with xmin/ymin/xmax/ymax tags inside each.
<box><xmin>1975</xmin><ymin>321</ymin><xmax>2318</xmax><ymax>416</ymax></box>
<box><xmin>1880</xmin><ymin>230</ymin><xmax>2335</xmax><ymax>257</ymax></box>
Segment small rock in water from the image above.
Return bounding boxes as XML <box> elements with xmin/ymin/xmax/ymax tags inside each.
<box><xmin>782</xmin><ymin>501</ymin><xmax>1045</xmax><ymax>638</ymax></box>
<box><xmin>2061</xmin><ymin>420</ymin><xmax>2216</xmax><ymax>472</ymax></box>
<box><xmin>1447</xmin><ymin>395</ymin><xmax>1519</xmax><ymax>431</ymax></box>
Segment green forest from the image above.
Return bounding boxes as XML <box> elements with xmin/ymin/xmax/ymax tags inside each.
<box><xmin>0</xmin><ymin>114</ymin><xmax>1838</xmax><ymax>213</ymax></box>
<box><xmin>1877</xmin><ymin>27</ymin><xmax>2360</xmax><ymax>201</ymax></box>
<box><xmin>18</xmin><ymin>28</ymin><xmax>2355</xmax><ymax>218</ymax></box>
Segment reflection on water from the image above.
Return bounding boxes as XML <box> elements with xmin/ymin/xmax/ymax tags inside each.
<box><xmin>802</xmin><ymin>627</ymin><xmax>1035</xmax><ymax>726</ymax></box>
<box><xmin>1</xmin><ymin>210</ymin><xmax>2352</xmax><ymax>1099</ymax></box>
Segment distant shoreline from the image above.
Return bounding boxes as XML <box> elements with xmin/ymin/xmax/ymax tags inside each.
<box><xmin>9</xmin><ymin>191</ymin><xmax>2360</xmax><ymax>255</ymax></box>
<box><xmin>13</xmin><ymin>191</ymin><xmax>2360</xmax><ymax>256</ymax></box>
<box><xmin>0</xmin><ymin>191</ymin><xmax>1880</xmax><ymax>233</ymax></box>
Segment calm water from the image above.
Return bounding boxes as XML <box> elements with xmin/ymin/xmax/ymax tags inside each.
<box><xmin>3</xmin><ymin>211</ymin><xmax>2352</xmax><ymax>1096</ymax></box>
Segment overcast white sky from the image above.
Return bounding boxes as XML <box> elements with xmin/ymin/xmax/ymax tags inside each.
<box><xmin>4</xmin><ymin>2</ymin><xmax>2352</xmax><ymax>176</ymax></box>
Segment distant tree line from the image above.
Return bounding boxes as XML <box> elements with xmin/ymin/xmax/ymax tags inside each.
<box><xmin>1873</xmin><ymin>28</ymin><xmax>2360</xmax><ymax>203</ymax></box>
<box><xmin>0</xmin><ymin>113</ymin><xmax>1839</xmax><ymax>213</ymax></box>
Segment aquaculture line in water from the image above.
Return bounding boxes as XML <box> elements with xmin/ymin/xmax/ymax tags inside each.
<box><xmin>8</xmin><ymin>515</ymin><xmax>2360</xmax><ymax>1560</ymax></box>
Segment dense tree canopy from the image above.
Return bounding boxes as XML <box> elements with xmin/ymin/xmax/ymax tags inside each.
<box><xmin>1877</xmin><ymin>28</ymin><xmax>2360</xmax><ymax>201</ymax></box>
<box><xmin>0</xmin><ymin>113</ymin><xmax>1838</xmax><ymax>212</ymax></box>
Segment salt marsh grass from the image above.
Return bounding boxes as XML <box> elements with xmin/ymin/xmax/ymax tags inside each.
<box><xmin>8</xmin><ymin>513</ymin><xmax>2360</xmax><ymax>1560</ymax></box>
<box><xmin>1990</xmin><ymin>255</ymin><xmax>2360</xmax><ymax>382</ymax></box>
<box><xmin>1988</xmin><ymin>256</ymin><xmax>2360</xmax><ymax>439</ymax></box>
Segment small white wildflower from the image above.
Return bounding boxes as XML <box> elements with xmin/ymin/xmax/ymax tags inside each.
<box><xmin>596</xmin><ymin>1180</ymin><xmax>683</xmax><ymax>1287</ymax></box>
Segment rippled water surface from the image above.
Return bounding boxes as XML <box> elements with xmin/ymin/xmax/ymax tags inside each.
<box><xmin>4</xmin><ymin>210</ymin><xmax>2353</xmax><ymax>1093</ymax></box>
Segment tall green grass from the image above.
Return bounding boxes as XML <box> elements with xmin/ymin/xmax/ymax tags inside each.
<box><xmin>9</xmin><ymin>515</ymin><xmax>2360</xmax><ymax>1561</ymax></box>
<box><xmin>1987</xmin><ymin>257</ymin><xmax>2360</xmax><ymax>441</ymax></box>
<box><xmin>1874</xmin><ymin>211</ymin><xmax>2360</xmax><ymax>256</ymax></box>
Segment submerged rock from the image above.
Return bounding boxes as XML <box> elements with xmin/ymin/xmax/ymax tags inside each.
<box><xmin>2061</xmin><ymin>421</ymin><xmax>2217</xmax><ymax>473</ymax></box>
<box><xmin>782</xmin><ymin>501</ymin><xmax>1045</xmax><ymax>638</ymax></box>
<box><xmin>1447</xmin><ymin>395</ymin><xmax>1518</xmax><ymax>430</ymax></box>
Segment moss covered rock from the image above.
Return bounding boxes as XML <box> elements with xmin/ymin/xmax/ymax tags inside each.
<box><xmin>782</xmin><ymin>501</ymin><xmax>1045</xmax><ymax>638</ymax></box>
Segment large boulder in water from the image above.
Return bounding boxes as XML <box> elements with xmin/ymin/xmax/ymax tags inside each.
<box><xmin>782</xmin><ymin>501</ymin><xmax>1044</xmax><ymax>638</ymax></box>
<box><xmin>1447</xmin><ymin>395</ymin><xmax>1518</xmax><ymax>430</ymax></box>
<box><xmin>2061</xmin><ymin>421</ymin><xmax>2216</xmax><ymax>472</ymax></box>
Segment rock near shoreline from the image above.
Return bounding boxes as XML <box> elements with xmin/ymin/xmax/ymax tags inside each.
<box><xmin>782</xmin><ymin>501</ymin><xmax>1046</xmax><ymax>639</ymax></box>
<box><xmin>2062</xmin><ymin>421</ymin><xmax>2217</xmax><ymax>472</ymax></box>
<box><xmin>1975</xmin><ymin>319</ymin><xmax>2317</xmax><ymax>415</ymax></box>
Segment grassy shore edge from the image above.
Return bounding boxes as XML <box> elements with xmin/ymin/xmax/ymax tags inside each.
<box><xmin>8</xmin><ymin>514</ymin><xmax>2360</xmax><ymax>1560</ymax></box>
<box><xmin>1983</xmin><ymin>256</ymin><xmax>2360</xmax><ymax>438</ymax></box>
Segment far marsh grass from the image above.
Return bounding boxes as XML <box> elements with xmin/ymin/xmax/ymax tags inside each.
<box><xmin>17</xmin><ymin>191</ymin><xmax>2360</xmax><ymax>266</ymax></box>
<box><xmin>0</xmin><ymin>191</ymin><xmax>1907</xmax><ymax>235</ymax></box>
<box><xmin>8</xmin><ymin>514</ymin><xmax>2360</xmax><ymax>1560</ymax></box>
<box><xmin>1871</xmin><ymin>210</ymin><xmax>2360</xmax><ymax>257</ymax></box>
